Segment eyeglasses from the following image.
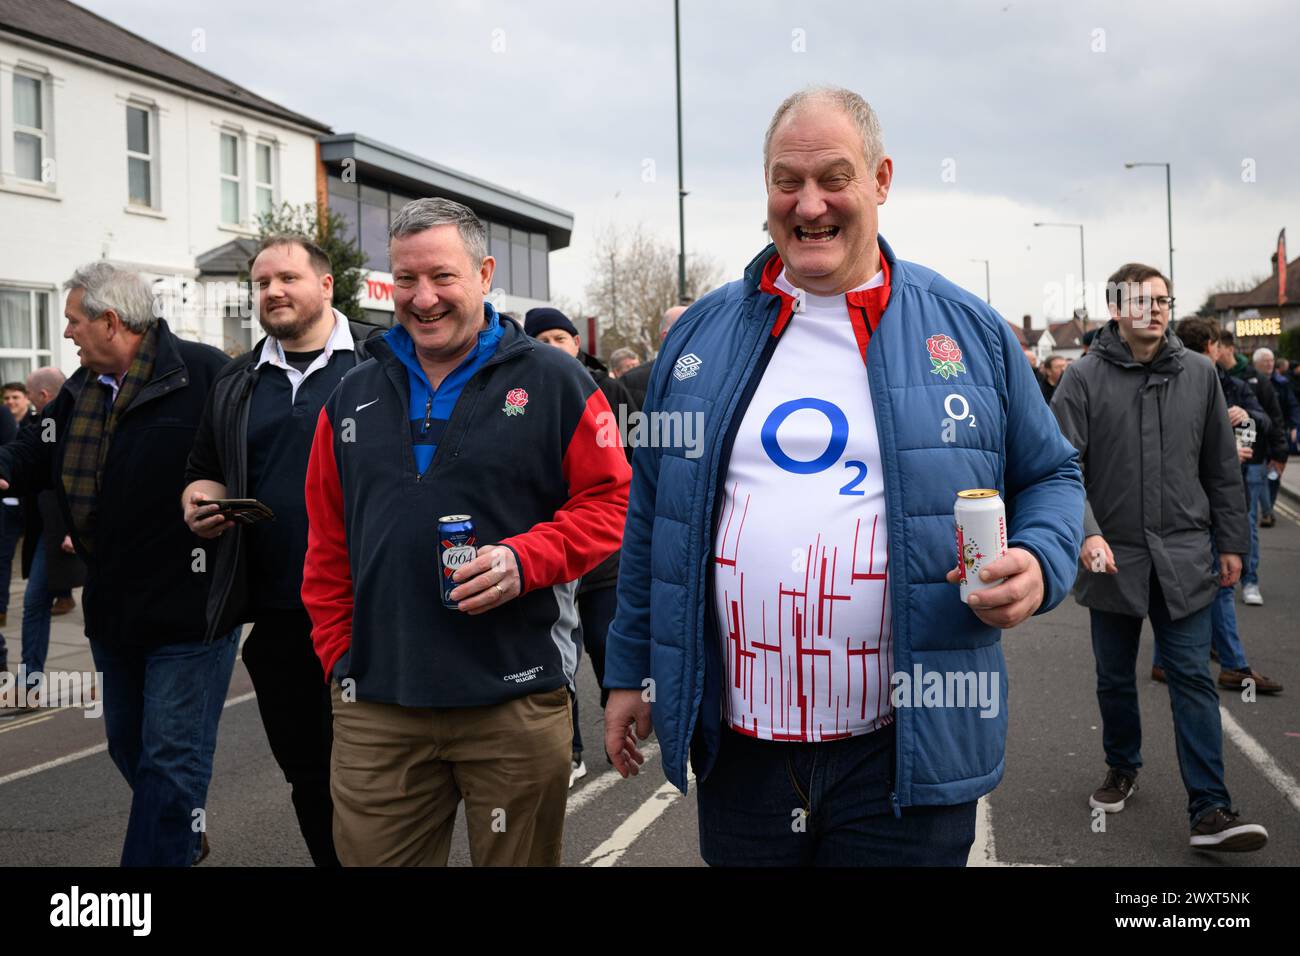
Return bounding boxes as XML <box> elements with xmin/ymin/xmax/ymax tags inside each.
<box><xmin>1128</xmin><ymin>295</ymin><xmax>1175</xmax><ymax>311</ymax></box>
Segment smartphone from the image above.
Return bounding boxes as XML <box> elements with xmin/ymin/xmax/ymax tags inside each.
<box><xmin>207</xmin><ymin>498</ymin><xmax>275</xmax><ymax>524</ymax></box>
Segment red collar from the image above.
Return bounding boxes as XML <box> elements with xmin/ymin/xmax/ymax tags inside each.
<box><xmin>759</xmin><ymin>251</ymin><xmax>892</xmax><ymax>364</ymax></box>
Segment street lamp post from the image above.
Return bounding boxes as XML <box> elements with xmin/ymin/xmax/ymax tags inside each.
<box><xmin>674</xmin><ymin>0</ymin><xmax>687</xmax><ymax>304</ymax></box>
<box><xmin>1124</xmin><ymin>161</ymin><xmax>1174</xmax><ymax>317</ymax></box>
<box><xmin>969</xmin><ymin>258</ymin><xmax>990</xmax><ymax>305</ymax></box>
<box><xmin>1033</xmin><ymin>221</ymin><xmax>1086</xmax><ymax>315</ymax></box>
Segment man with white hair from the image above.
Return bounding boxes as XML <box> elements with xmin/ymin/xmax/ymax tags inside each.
<box><xmin>1225</xmin><ymin>343</ymin><xmax>1287</xmax><ymax>596</ymax></box>
<box><xmin>608</xmin><ymin>347</ymin><xmax>641</xmax><ymax>378</ymax></box>
<box><xmin>1246</xmin><ymin>347</ymin><xmax>1296</xmax><ymax>527</ymax></box>
<box><xmin>0</xmin><ymin>262</ymin><xmax>234</xmax><ymax>866</ymax></box>
<box><xmin>603</xmin><ymin>87</ymin><xmax>1083</xmax><ymax>865</ymax></box>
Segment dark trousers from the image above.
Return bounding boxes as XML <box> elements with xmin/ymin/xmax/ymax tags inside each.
<box><xmin>0</xmin><ymin>501</ymin><xmax>21</xmax><ymax>615</ymax></box>
<box><xmin>242</xmin><ymin>608</ymin><xmax>340</xmax><ymax>867</ymax></box>
<box><xmin>569</xmin><ymin>585</ymin><xmax>617</xmax><ymax>756</ymax></box>
<box><xmin>1090</xmin><ymin>571</ymin><xmax>1231</xmax><ymax>826</ymax></box>
<box><xmin>697</xmin><ymin>722</ymin><xmax>977</xmax><ymax>866</ymax></box>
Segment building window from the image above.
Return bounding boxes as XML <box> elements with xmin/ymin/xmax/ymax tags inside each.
<box><xmin>219</xmin><ymin>131</ymin><xmax>242</xmax><ymax>225</ymax></box>
<box><xmin>126</xmin><ymin>104</ymin><xmax>155</xmax><ymax>207</ymax></box>
<box><xmin>359</xmin><ymin>185</ymin><xmax>390</xmax><ymax>270</ymax></box>
<box><xmin>530</xmin><ymin>233</ymin><xmax>549</xmax><ymax>301</ymax></box>
<box><xmin>222</xmin><ymin>298</ymin><xmax>253</xmax><ymax>356</ymax></box>
<box><xmin>13</xmin><ymin>73</ymin><xmax>47</xmax><ymax>183</ymax></box>
<box><xmin>254</xmin><ymin>141</ymin><xmax>276</xmax><ymax>217</ymax></box>
<box><xmin>0</xmin><ymin>288</ymin><xmax>52</xmax><ymax>382</ymax></box>
<box><xmin>489</xmin><ymin>222</ymin><xmax>511</xmax><ymax>294</ymax></box>
<box><xmin>510</xmin><ymin>228</ymin><xmax>530</xmax><ymax>298</ymax></box>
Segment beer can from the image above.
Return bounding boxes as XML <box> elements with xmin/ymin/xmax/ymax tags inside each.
<box><xmin>438</xmin><ymin>514</ymin><xmax>477</xmax><ymax>609</ymax></box>
<box><xmin>954</xmin><ymin>490</ymin><xmax>1007</xmax><ymax>604</ymax></box>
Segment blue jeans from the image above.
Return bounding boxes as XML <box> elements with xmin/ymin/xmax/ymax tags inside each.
<box><xmin>88</xmin><ymin>629</ymin><xmax>239</xmax><ymax>866</ymax></box>
<box><xmin>1091</xmin><ymin>571</ymin><xmax>1231</xmax><ymax>826</ymax></box>
<box><xmin>20</xmin><ymin>537</ymin><xmax>51</xmax><ymax>686</ymax></box>
<box><xmin>1154</xmin><ymin>543</ymin><xmax>1248</xmax><ymax>672</ymax></box>
<box><xmin>1242</xmin><ymin>464</ymin><xmax>1265</xmax><ymax>585</ymax></box>
<box><xmin>696</xmin><ymin>722</ymin><xmax>977</xmax><ymax>866</ymax></box>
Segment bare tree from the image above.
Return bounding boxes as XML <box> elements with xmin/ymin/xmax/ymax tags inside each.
<box><xmin>1197</xmin><ymin>273</ymin><xmax>1270</xmax><ymax>316</ymax></box>
<box><xmin>583</xmin><ymin>224</ymin><xmax>723</xmax><ymax>360</ymax></box>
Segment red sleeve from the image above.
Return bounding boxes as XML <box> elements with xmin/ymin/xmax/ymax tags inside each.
<box><xmin>499</xmin><ymin>388</ymin><xmax>632</xmax><ymax>592</ymax></box>
<box><xmin>302</xmin><ymin>407</ymin><xmax>353</xmax><ymax>683</ymax></box>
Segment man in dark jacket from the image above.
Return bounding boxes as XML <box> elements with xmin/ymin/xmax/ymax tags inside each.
<box><xmin>0</xmin><ymin>262</ymin><xmax>236</xmax><ymax>866</ymax></box>
<box><xmin>618</xmin><ymin>304</ymin><xmax>688</xmax><ymax>410</ymax></box>
<box><xmin>1241</xmin><ymin>347</ymin><xmax>1292</xmax><ymax>529</ymax></box>
<box><xmin>0</xmin><ymin>406</ymin><xmax>16</xmax><ymax>667</ymax></box>
<box><xmin>14</xmin><ymin>367</ymin><xmax>85</xmax><ymax>695</ymax></box>
<box><xmin>182</xmin><ymin>236</ymin><xmax>381</xmax><ymax>866</ymax></box>
<box><xmin>1150</xmin><ymin>320</ymin><xmax>1281</xmax><ymax>693</ymax></box>
<box><xmin>302</xmin><ymin>198</ymin><xmax>630</xmax><ymax>865</ymax></box>
<box><xmin>1052</xmin><ymin>264</ymin><xmax>1267</xmax><ymax>850</ymax></box>
<box><xmin>1219</xmin><ymin>334</ymin><xmax>1286</xmax><ymax>604</ymax></box>
<box><xmin>523</xmin><ymin>306</ymin><xmax>637</xmax><ymax>785</ymax></box>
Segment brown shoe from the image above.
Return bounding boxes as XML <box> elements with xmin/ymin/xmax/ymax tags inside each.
<box><xmin>51</xmin><ymin>596</ymin><xmax>75</xmax><ymax>616</ymax></box>
<box><xmin>1151</xmin><ymin>665</ymin><xmax>1166</xmax><ymax>683</ymax></box>
<box><xmin>0</xmin><ymin>611</ymin><xmax>6</xmax><ymax>628</ymax></box>
<box><xmin>1259</xmin><ymin>513</ymin><xmax>1275</xmax><ymax>528</ymax></box>
<box><xmin>1218</xmin><ymin>668</ymin><xmax>1283</xmax><ymax>694</ymax></box>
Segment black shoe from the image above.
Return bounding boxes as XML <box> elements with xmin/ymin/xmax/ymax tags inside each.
<box><xmin>1259</xmin><ymin>513</ymin><xmax>1275</xmax><ymax>528</ymax></box>
<box><xmin>1190</xmin><ymin>808</ymin><xmax>1267</xmax><ymax>851</ymax></box>
<box><xmin>1089</xmin><ymin>768</ymin><xmax>1137</xmax><ymax>812</ymax></box>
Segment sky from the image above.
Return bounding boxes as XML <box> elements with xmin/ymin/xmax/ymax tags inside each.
<box><xmin>80</xmin><ymin>0</ymin><xmax>1300</xmax><ymax>330</ymax></box>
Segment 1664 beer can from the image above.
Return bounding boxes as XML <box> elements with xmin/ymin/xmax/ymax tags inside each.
<box><xmin>954</xmin><ymin>490</ymin><xmax>1007</xmax><ymax>604</ymax></box>
<box><xmin>438</xmin><ymin>515</ymin><xmax>477</xmax><ymax>609</ymax></box>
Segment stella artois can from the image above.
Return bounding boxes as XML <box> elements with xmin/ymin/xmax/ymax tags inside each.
<box><xmin>955</xmin><ymin>490</ymin><xmax>1007</xmax><ymax>604</ymax></box>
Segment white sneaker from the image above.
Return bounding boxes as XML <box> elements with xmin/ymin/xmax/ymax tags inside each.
<box><xmin>1242</xmin><ymin>584</ymin><xmax>1263</xmax><ymax>606</ymax></box>
<box><xmin>569</xmin><ymin>757</ymin><xmax>588</xmax><ymax>789</ymax></box>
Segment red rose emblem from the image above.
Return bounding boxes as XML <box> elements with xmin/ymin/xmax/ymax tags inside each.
<box><xmin>927</xmin><ymin>335</ymin><xmax>962</xmax><ymax>365</ymax></box>
<box><xmin>503</xmin><ymin>387</ymin><xmax>529</xmax><ymax>416</ymax></box>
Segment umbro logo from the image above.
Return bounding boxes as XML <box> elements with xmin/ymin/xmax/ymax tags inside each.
<box><xmin>673</xmin><ymin>353</ymin><xmax>702</xmax><ymax>381</ymax></box>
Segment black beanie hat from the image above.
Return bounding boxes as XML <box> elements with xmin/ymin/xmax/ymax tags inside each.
<box><xmin>524</xmin><ymin>307</ymin><xmax>579</xmax><ymax>339</ymax></box>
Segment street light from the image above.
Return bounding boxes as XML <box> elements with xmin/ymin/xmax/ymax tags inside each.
<box><xmin>969</xmin><ymin>258</ymin><xmax>990</xmax><ymax>305</ymax></box>
<box><xmin>674</xmin><ymin>0</ymin><xmax>687</xmax><ymax>304</ymax></box>
<box><xmin>1124</xmin><ymin>161</ymin><xmax>1174</xmax><ymax>317</ymax></box>
<box><xmin>1033</xmin><ymin>221</ymin><xmax>1086</xmax><ymax>315</ymax></box>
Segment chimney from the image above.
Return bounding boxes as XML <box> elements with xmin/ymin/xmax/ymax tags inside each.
<box><xmin>1022</xmin><ymin>314</ymin><xmax>1032</xmax><ymax>332</ymax></box>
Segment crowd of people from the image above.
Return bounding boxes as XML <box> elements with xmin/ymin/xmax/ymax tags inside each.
<box><xmin>0</xmin><ymin>84</ymin><xmax>1287</xmax><ymax>866</ymax></box>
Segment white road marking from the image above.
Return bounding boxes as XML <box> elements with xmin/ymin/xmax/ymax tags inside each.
<box><xmin>1220</xmin><ymin>706</ymin><xmax>1300</xmax><ymax>815</ymax></box>
<box><xmin>0</xmin><ymin>691</ymin><xmax>256</xmax><ymax>787</ymax></box>
<box><xmin>582</xmin><ymin>766</ymin><xmax>694</xmax><ymax>867</ymax></box>
<box><xmin>566</xmin><ymin>741</ymin><xmax>658</xmax><ymax>816</ymax></box>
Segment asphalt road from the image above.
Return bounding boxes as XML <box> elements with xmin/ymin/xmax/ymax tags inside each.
<box><xmin>2</xmin><ymin>504</ymin><xmax>1297</xmax><ymax>867</ymax></box>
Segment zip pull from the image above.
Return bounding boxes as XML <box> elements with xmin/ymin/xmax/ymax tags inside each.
<box><xmin>422</xmin><ymin>395</ymin><xmax>433</xmax><ymax>433</ymax></box>
<box><xmin>890</xmin><ymin>791</ymin><xmax>902</xmax><ymax>819</ymax></box>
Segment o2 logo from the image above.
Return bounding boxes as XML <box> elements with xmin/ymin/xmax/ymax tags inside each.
<box><xmin>760</xmin><ymin>398</ymin><xmax>867</xmax><ymax>496</ymax></box>
<box><xmin>941</xmin><ymin>393</ymin><xmax>977</xmax><ymax>444</ymax></box>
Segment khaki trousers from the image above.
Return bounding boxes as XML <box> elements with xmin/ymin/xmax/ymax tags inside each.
<box><xmin>329</xmin><ymin>683</ymin><xmax>571</xmax><ymax>866</ymax></box>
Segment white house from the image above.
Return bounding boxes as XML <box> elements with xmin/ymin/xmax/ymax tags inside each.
<box><xmin>0</xmin><ymin>0</ymin><xmax>330</xmax><ymax>381</ymax></box>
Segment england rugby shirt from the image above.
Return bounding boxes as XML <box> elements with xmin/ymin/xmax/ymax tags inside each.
<box><xmin>713</xmin><ymin>255</ymin><xmax>893</xmax><ymax>742</ymax></box>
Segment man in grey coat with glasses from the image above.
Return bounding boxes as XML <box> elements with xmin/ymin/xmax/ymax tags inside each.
<box><xmin>1051</xmin><ymin>262</ymin><xmax>1268</xmax><ymax>852</ymax></box>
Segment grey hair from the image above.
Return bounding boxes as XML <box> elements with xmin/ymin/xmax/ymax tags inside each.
<box><xmin>609</xmin><ymin>347</ymin><xmax>639</xmax><ymax>368</ymax></box>
<box><xmin>389</xmin><ymin>197</ymin><xmax>488</xmax><ymax>265</ymax></box>
<box><xmin>1252</xmin><ymin>347</ymin><xmax>1274</xmax><ymax>364</ymax></box>
<box><xmin>763</xmin><ymin>86</ymin><xmax>884</xmax><ymax>172</ymax></box>
<box><xmin>63</xmin><ymin>261</ymin><xmax>157</xmax><ymax>333</ymax></box>
<box><xmin>661</xmin><ymin>305</ymin><xmax>688</xmax><ymax>337</ymax></box>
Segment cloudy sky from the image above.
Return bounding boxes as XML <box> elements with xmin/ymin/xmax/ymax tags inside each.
<box><xmin>82</xmin><ymin>0</ymin><xmax>1300</xmax><ymax>329</ymax></box>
